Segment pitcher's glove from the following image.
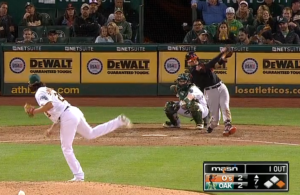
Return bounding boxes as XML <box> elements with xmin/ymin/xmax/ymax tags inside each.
<box><xmin>24</xmin><ymin>103</ymin><xmax>35</xmax><ymax>117</ymax></box>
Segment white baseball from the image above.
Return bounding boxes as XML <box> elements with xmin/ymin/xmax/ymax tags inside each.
<box><xmin>18</xmin><ymin>190</ymin><xmax>25</xmax><ymax>195</ymax></box>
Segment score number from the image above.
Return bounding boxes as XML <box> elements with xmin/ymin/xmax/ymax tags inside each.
<box><xmin>237</xmin><ymin>175</ymin><xmax>244</xmax><ymax>189</ymax></box>
<box><xmin>221</xmin><ymin>175</ymin><xmax>244</xmax><ymax>189</ymax></box>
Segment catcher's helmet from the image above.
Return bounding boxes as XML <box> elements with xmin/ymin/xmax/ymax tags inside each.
<box><xmin>185</xmin><ymin>51</ymin><xmax>199</xmax><ymax>62</ymax></box>
<box><xmin>177</xmin><ymin>73</ymin><xmax>190</xmax><ymax>81</ymax></box>
<box><xmin>176</xmin><ymin>73</ymin><xmax>191</xmax><ymax>90</ymax></box>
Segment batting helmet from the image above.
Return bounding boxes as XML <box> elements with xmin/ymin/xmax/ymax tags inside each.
<box><xmin>185</xmin><ymin>51</ymin><xmax>199</xmax><ymax>62</ymax></box>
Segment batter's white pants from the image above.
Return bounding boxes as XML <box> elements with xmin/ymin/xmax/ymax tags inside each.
<box><xmin>204</xmin><ymin>82</ymin><xmax>231</xmax><ymax>129</ymax></box>
<box><xmin>59</xmin><ymin>106</ymin><xmax>124</xmax><ymax>180</ymax></box>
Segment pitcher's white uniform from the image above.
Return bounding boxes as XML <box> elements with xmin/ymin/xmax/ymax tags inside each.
<box><xmin>177</xmin><ymin>85</ymin><xmax>209</xmax><ymax>119</ymax></box>
<box><xmin>35</xmin><ymin>87</ymin><xmax>129</xmax><ymax>180</ymax></box>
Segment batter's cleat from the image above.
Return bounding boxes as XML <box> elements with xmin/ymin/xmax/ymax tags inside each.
<box><xmin>206</xmin><ymin>127</ymin><xmax>213</xmax><ymax>133</ymax></box>
<box><xmin>223</xmin><ymin>126</ymin><xmax>237</xmax><ymax>137</ymax></box>
<box><xmin>119</xmin><ymin>114</ymin><xmax>133</xmax><ymax>128</ymax></box>
<box><xmin>68</xmin><ymin>177</ymin><xmax>84</xmax><ymax>182</ymax></box>
<box><xmin>196</xmin><ymin>124</ymin><xmax>204</xmax><ymax>130</ymax></box>
<box><xmin>163</xmin><ymin>121</ymin><xmax>180</xmax><ymax>128</ymax></box>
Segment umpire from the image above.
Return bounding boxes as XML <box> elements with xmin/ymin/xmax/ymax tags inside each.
<box><xmin>184</xmin><ymin>48</ymin><xmax>237</xmax><ymax>136</ymax></box>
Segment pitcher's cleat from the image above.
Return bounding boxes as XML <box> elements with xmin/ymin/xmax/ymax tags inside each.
<box><xmin>163</xmin><ymin>121</ymin><xmax>180</xmax><ymax>128</ymax></box>
<box><xmin>119</xmin><ymin>114</ymin><xmax>133</xmax><ymax>128</ymax></box>
<box><xmin>223</xmin><ymin>126</ymin><xmax>237</xmax><ymax>136</ymax></box>
<box><xmin>196</xmin><ymin>124</ymin><xmax>204</xmax><ymax>130</ymax></box>
<box><xmin>68</xmin><ymin>177</ymin><xmax>84</xmax><ymax>182</ymax></box>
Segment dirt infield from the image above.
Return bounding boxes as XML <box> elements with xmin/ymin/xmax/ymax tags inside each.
<box><xmin>0</xmin><ymin>97</ymin><xmax>299</xmax><ymax>195</ymax></box>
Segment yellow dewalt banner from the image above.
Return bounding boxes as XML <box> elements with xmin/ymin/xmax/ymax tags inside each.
<box><xmin>81</xmin><ymin>52</ymin><xmax>157</xmax><ymax>83</ymax></box>
<box><xmin>159</xmin><ymin>52</ymin><xmax>235</xmax><ymax>83</ymax></box>
<box><xmin>236</xmin><ymin>53</ymin><xmax>300</xmax><ymax>84</ymax></box>
<box><xmin>4</xmin><ymin>52</ymin><xmax>80</xmax><ymax>83</ymax></box>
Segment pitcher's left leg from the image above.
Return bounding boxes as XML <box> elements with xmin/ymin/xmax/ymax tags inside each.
<box><xmin>219</xmin><ymin>84</ymin><xmax>237</xmax><ymax>136</ymax></box>
<box><xmin>60</xmin><ymin>109</ymin><xmax>84</xmax><ymax>181</ymax></box>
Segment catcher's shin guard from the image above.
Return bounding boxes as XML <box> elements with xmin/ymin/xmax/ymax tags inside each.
<box><xmin>189</xmin><ymin>101</ymin><xmax>203</xmax><ymax>126</ymax></box>
<box><xmin>223</xmin><ymin>119</ymin><xmax>237</xmax><ymax>136</ymax></box>
<box><xmin>164</xmin><ymin>101</ymin><xmax>180</xmax><ymax>127</ymax></box>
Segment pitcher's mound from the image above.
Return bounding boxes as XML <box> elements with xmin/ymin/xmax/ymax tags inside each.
<box><xmin>0</xmin><ymin>182</ymin><xmax>209</xmax><ymax>195</ymax></box>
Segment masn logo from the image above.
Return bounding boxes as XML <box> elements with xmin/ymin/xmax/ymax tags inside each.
<box><xmin>263</xmin><ymin>59</ymin><xmax>300</xmax><ymax>69</ymax></box>
<box><xmin>211</xmin><ymin>167</ymin><xmax>238</xmax><ymax>173</ymax></box>
<box><xmin>107</xmin><ymin>59</ymin><xmax>150</xmax><ymax>70</ymax></box>
<box><xmin>30</xmin><ymin>58</ymin><xmax>72</xmax><ymax>68</ymax></box>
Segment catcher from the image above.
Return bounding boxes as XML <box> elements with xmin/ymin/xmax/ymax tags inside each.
<box><xmin>24</xmin><ymin>74</ymin><xmax>132</xmax><ymax>181</ymax></box>
<box><xmin>163</xmin><ymin>73</ymin><xmax>210</xmax><ymax>129</ymax></box>
<box><xmin>184</xmin><ymin>47</ymin><xmax>237</xmax><ymax>136</ymax></box>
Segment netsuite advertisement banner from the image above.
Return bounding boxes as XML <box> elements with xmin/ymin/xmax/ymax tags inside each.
<box><xmin>81</xmin><ymin>52</ymin><xmax>157</xmax><ymax>83</ymax></box>
<box><xmin>4</xmin><ymin>52</ymin><xmax>80</xmax><ymax>83</ymax></box>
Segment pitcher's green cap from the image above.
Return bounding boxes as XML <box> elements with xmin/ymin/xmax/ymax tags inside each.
<box><xmin>29</xmin><ymin>74</ymin><xmax>41</xmax><ymax>84</ymax></box>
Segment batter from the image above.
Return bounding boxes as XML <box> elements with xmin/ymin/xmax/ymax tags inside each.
<box><xmin>24</xmin><ymin>74</ymin><xmax>133</xmax><ymax>181</ymax></box>
<box><xmin>185</xmin><ymin>48</ymin><xmax>236</xmax><ymax>136</ymax></box>
<box><xmin>163</xmin><ymin>73</ymin><xmax>209</xmax><ymax>129</ymax></box>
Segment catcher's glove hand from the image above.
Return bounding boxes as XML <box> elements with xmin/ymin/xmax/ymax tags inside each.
<box><xmin>179</xmin><ymin>100</ymin><xmax>188</xmax><ymax>110</ymax></box>
<box><xmin>170</xmin><ymin>85</ymin><xmax>178</xmax><ymax>94</ymax></box>
<box><xmin>24</xmin><ymin>103</ymin><xmax>35</xmax><ymax>117</ymax></box>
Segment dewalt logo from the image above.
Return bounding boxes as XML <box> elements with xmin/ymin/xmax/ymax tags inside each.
<box><xmin>30</xmin><ymin>58</ymin><xmax>73</xmax><ymax>74</ymax></box>
<box><xmin>107</xmin><ymin>59</ymin><xmax>150</xmax><ymax>74</ymax></box>
<box><xmin>263</xmin><ymin>59</ymin><xmax>300</xmax><ymax>74</ymax></box>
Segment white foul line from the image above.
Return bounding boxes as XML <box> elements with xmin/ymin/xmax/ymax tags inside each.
<box><xmin>0</xmin><ymin>138</ymin><xmax>81</xmax><ymax>143</ymax></box>
<box><xmin>0</xmin><ymin>139</ymin><xmax>61</xmax><ymax>143</ymax></box>
<box><xmin>210</xmin><ymin>138</ymin><xmax>299</xmax><ymax>146</ymax></box>
<box><xmin>0</xmin><ymin>137</ymin><xmax>298</xmax><ymax>146</ymax></box>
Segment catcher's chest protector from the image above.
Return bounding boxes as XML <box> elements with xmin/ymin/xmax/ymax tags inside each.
<box><xmin>177</xmin><ymin>85</ymin><xmax>193</xmax><ymax>100</ymax></box>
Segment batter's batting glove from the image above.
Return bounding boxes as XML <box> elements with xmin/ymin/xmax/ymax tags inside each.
<box><xmin>221</xmin><ymin>46</ymin><xmax>233</xmax><ymax>59</ymax></box>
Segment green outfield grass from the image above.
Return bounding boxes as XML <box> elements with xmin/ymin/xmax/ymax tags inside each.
<box><xmin>0</xmin><ymin>106</ymin><xmax>299</xmax><ymax>195</ymax></box>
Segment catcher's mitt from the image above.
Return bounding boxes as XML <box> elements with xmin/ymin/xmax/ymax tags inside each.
<box><xmin>170</xmin><ymin>85</ymin><xmax>178</xmax><ymax>94</ymax></box>
<box><xmin>24</xmin><ymin>103</ymin><xmax>35</xmax><ymax>117</ymax></box>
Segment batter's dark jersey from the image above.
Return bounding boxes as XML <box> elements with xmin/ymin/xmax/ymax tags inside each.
<box><xmin>189</xmin><ymin>53</ymin><xmax>223</xmax><ymax>92</ymax></box>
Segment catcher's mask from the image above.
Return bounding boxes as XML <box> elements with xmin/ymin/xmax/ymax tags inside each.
<box><xmin>185</xmin><ymin>51</ymin><xmax>199</xmax><ymax>66</ymax></box>
<box><xmin>176</xmin><ymin>73</ymin><xmax>190</xmax><ymax>91</ymax></box>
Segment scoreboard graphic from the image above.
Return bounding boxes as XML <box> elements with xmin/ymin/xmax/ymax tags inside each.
<box><xmin>203</xmin><ymin>161</ymin><xmax>289</xmax><ymax>192</ymax></box>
